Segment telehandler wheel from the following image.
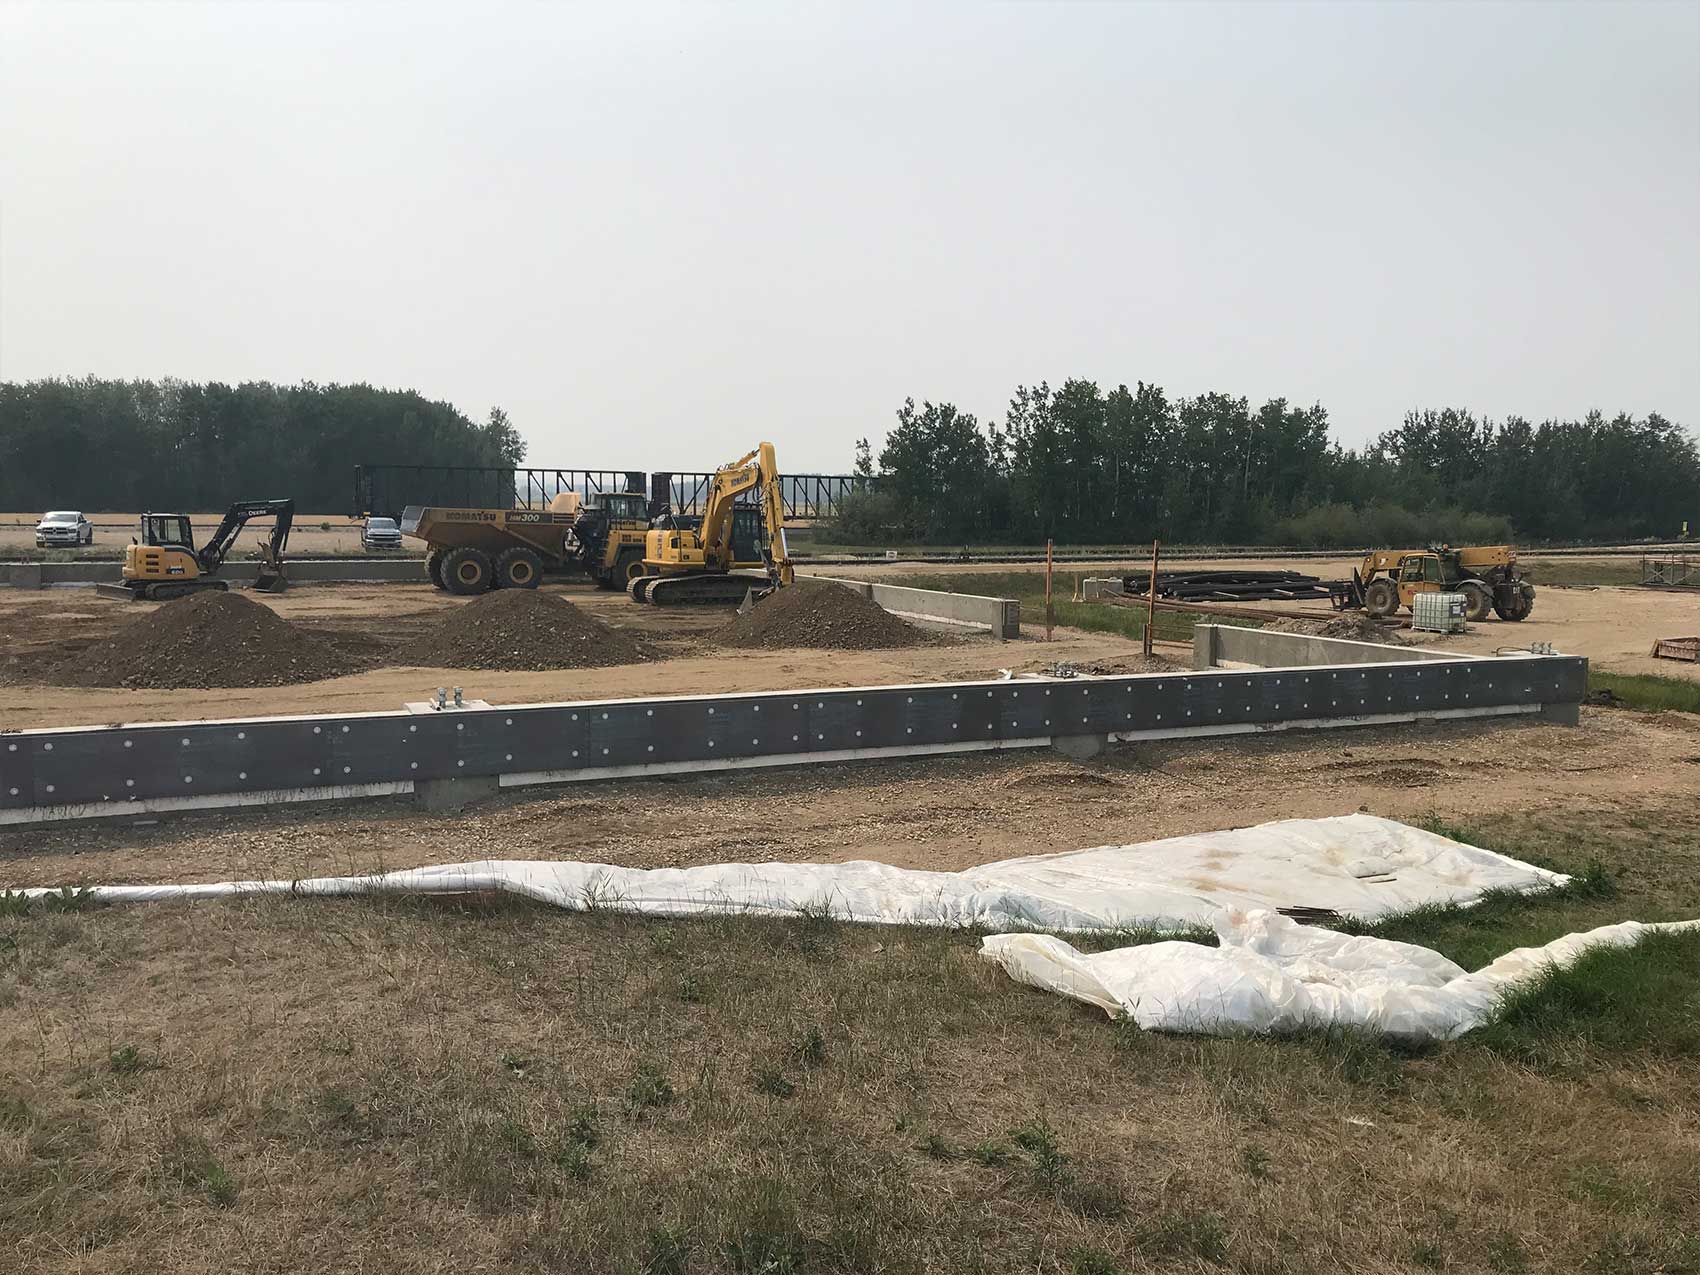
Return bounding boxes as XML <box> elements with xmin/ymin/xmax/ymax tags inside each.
<box><xmin>1458</xmin><ymin>581</ymin><xmax>1492</xmax><ymax>622</ymax></box>
<box><xmin>1363</xmin><ymin>578</ymin><xmax>1400</xmax><ymax>618</ymax></box>
<box><xmin>442</xmin><ymin>547</ymin><xmax>494</xmax><ymax>595</ymax></box>
<box><xmin>424</xmin><ymin>548</ymin><xmax>448</xmax><ymax>590</ymax></box>
<box><xmin>496</xmin><ymin>547</ymin><xmax>544</xmax><ymax>590</ymax></box>
<box><xmin>1494</xmin><ymin>585</ymin><xmax>1535</xmax><ymax>621</ymax></box>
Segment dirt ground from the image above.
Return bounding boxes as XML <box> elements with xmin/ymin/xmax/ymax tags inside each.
<box><xmin>0</xmin><ymin>582</ymin><xmax>1178</xmax><ymax>729</ymax></box>
<box><xmin>6</xmin><ymin>705</ymin><xmax>1696</xmax><ymax>891</ymax></box>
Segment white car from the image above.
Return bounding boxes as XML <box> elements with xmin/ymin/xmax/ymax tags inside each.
<box><xmin>35</xmin><ymin>511</ymin><xmax>93</xmax><ymax>547</ymax></box>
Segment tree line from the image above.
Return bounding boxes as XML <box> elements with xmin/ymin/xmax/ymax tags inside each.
<box><xmin>0</xmin><ymin>378</ymin><xmax>525</xmax><ymax>514</ymax></box>
<box><xmin>842</xmin><ymin>381</ymin><xmax>1698</xmax><ymax>546</ymax></box>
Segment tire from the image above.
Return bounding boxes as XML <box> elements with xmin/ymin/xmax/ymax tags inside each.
<box><xmin>1363</xmin><ymin>578</ymin><xmax>1400</xmax><ymax>618</ymax></box>
<box><xmin>621</xmin><ymin>551</ymin><xmax>650</xmax><ymax>585</ymax></box>
<box><xmin>496</xmin><ymin>546</ymin><xmax>544</xmax><ymax>590</ymax></box>
<box><xmin>1494</xmin><ymin>584</ymin><xmax>1535</xmax><ymax>621</ymax></box>
<box><xmin>1458</xmin><ymin>580</ymin><xmax>1492</xmax><ymax>622</ymax></box>
<box><xmin>442</xmin><ymin>547</ymin><xmax>494</xmax><ymax>595</ymax></box>
<box><xmin>424</xmin><ymin>547</ymin><xmax>448</xmax><ymax>590</ymax></box>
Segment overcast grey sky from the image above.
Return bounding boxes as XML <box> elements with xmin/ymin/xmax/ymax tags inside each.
<box><xmin>2</xmin><ymin>1</ymin><xmax>1696</xmax><ymax>471</ymax></box>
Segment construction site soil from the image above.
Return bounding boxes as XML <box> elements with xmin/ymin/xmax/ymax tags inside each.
<box><xmin>406</xmin><ymin>588</ymin><xmax>653</xmax><ymax>670</ymax></box>
<box><xmin>718</xmin><ymin>579</ymin><xmax>934</xmax><ymax>650</ymax></box>
<box><xmin>37</xmin><ymin>591</ymin><xmax>364</xmax><ymax>690</ymax></box>
<box><xmin>0</xmin><ymin>584</ymin><xmax>1133</xmax><ymax>728</ymax></box>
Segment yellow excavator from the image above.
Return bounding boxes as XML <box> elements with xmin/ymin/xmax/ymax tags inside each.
<box><xmin>100</xmin><ymin>500</ymin><xmax>294</xmax><ymax>601</ymax></box>
<box><xmin>627</xmin><ymin>442</ymin><xmax>794</xmax><ymax>605</ymax></box>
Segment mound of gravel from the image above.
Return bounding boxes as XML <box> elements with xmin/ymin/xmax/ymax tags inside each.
<box><xmin>719</xmin><ymin>579</ymin><xmax>934</xmax><ymax>651</ymax></box>
<box><xmin>53</xmin><ymin>591</ymin><xmax>360</xmax><ymax>689</ymax></box>
<box><xmin>1263</xmin><ymin>614</ymin><xmax>1406</xmax><ymax>645</ymax></box>
<box><xmin>408</xmin><ymin>589</ymin><xmax>652</xmax><ymax>671</ymax></box>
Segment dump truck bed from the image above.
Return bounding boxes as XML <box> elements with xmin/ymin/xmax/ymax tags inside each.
<box><xmin>400</xmin><ymin>506</ymin><xmax>578</xmax><ymax>565</ymax></box>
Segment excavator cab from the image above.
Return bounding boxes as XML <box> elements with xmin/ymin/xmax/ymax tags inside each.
<box><xmin>139</xmin><ymin>514</ymin><xmax>196</xmax><ymax>551</ymax></box>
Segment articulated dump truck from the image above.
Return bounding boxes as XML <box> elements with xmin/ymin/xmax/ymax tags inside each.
<box><xmin>401</xmin><ymin>491</ymin><xmax>653</xmax><ymax>594</ymax></box>
<box><xmin>400</xmin><ymin>490</ymin><xmax>775</xmax><ymax>596</ymax></box>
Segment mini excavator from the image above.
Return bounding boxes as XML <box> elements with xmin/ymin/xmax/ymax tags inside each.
<box><xmin>100</xmin><ymin>500</ymin><xmax>295</xmax><ymax>601</ymax></box>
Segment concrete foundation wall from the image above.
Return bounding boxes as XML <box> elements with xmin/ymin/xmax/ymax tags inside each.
<box><xmin>0</xmin><ymin>652</ymin><xmax>1587</xmax><ymax>827</ymax></box>
<box><xmin>1192</xmin><ymin>623</ymin><xmax>1465</xmax><ymax>670</ymax></box>
<box><xmin>806</xmin><ymin>575</ymin><xmax>1020</xmax><ymax>638</ymax></box>
<box><xmin>2</xmin><ymin>559</ymin><xmax>427</xmax><ymax>588</ymax></box>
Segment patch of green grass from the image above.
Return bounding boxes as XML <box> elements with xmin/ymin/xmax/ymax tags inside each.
<box><xmin>643</xmin><ymin>1227</ymin><xmax>691</xmax><ymax>1275</ymax></box>
<box><xmin>965</xmin><ymin>1139</ymin><xmax>1013</xmax><ymax>1167</ymax></box>
<box><xmin>1588</xmin><ymin>670</ymin><xmax>1700</xmax><ymax>714</ymax></box>
<box><xmin>1137</xmin><ymin>1209</ymin><xmax>1229</xmax><ymax>1264</ymax></box>
<box><xmin>625</xmin><ymin>1059</ymin><xmax>675</xmax><ymax>1119</ymax></box>
<box><xmin>1066</xmin><ymin>1246</ymin><xmax>1127</xmax><ymax>1275</ymax></box>
<box><xmin>752</xmin><ymin>1067</ymin><xmax>796</xmax><ymax>1099</ymax></box>
<box><xmin>916</xmin><ymin>1133</ymin><xmax>954</xmax><ymax>1161</ymax></box>
<box><xmin>107</xmin><ymin>1044</ymin><xmax>160</xmax><ymax>1076</ymax></box>
<box><xmin>0</xmin><ymin>887</ymin><xmax>99</xmax><ymax>918</ymax></box>
<box><xmin>1009</xmin><ymin>1118</ymin><xmax>1072</xmax><ymax>1190</ymax></box>
<box><xmin>160</xmin><ymin>1128</ymin><xmax>238</xmax><ymax>1208</ymax></box>
<box><xmin>1471</xmin><ymin>929</ymin><xmax>1700</xmax><ymax>1067</ymax></box>
<box><xmin>1240</xmin><ymin>1143</ymin><xmax>1272</xmax><ymax>1180</ymax></box>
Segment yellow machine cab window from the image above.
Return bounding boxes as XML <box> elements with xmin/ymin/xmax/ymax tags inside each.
<box><xmin>141</xmin><ymin>515</ymin><xmax>194</xmax><ymax>549</ymax></box>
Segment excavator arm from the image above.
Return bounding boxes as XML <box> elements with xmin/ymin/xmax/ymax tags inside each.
<box><xmin>196</xmin><ymin>500</ymin><xmax>294</xmax><ymax>594</ymax></box>
<box><xmin>697</xmin><ymin>443</ymin><xmax>792</xmax><ymax>584</ymax></box>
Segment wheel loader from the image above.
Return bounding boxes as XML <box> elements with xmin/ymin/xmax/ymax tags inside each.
<box><xmin>1334</xmin><ymin>545</ymin><xmax>1535</xmax><ymax>622</ymax></box>
<box><xmin>99</xmin><ymin>500</ymin><xmax>294</xmax><ymax>601</ymax></box>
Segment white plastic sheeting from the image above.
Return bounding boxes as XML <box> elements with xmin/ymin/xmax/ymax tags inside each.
<box><xmin>17</xmin><ymin>812</ymin><xmax>1691</xmax><ymax>1042</ymax></box>
<box><xmin>982</xmin><ymin>910</ymin><xmax>1700</xmax><ymax>1040</ymax></box>
<box><xmin>16</xmin><ymin>814</ymin><xmax>1565</xmax><ymax>930</ymax></box>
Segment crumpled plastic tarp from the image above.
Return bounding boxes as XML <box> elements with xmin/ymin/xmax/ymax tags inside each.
<box><xmin>17</xmin><ymin>811</ymin><xmax>1692</xmax><ymax>1041</ymax></box>
<box><xmin>16</xmin><ymin>813</ymin><xmax>1565</xmax><ymax>930</ymax></box>
<box><xmin>981</xmin><ymin>909</ymin><xmax>1700</xmax><ymax>1040</ymax></box>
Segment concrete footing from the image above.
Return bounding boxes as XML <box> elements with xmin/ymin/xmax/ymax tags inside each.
<box><xmin>1050</xmin><ymin>733</ymin><xmax>1108</xmax><ymax>761</ymax></box>
<box><xmin>414</xmin><ymin>774</ymin><xmax>499</xmax><ymax>812</ymax></box>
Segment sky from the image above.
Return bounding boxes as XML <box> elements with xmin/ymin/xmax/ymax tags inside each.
<box><xmin>1</xmin><ymin>1</ymin><xmax>1696</xmax><ymax>473</ymax></box>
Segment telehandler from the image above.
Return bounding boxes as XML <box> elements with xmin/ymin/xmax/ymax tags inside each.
<box><xmin>1334</xmin><ymin>545</ymin><xmax>1535</xmax><ymax>622</ymax></box>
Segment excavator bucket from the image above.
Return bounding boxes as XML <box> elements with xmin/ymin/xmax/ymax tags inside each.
<box><xmin>251</xmin><ymin>568</ymin><xmax>288</xmax><ymax>594</ymax></box>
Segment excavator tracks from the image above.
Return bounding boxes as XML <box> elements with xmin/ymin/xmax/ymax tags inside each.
<box><xmin>628</xmin><ymin>572</ymin><xmax>773</xmax><ymax>606</ymax></box>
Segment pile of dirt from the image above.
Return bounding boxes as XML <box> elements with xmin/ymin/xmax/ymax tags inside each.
<box><xmin>51</xmin><ymin>591</ymin><xmax>361</xmax><ymax>689</ymax></box>
<box><xmin>718</xmin><ymin>579</ymin><xmax>935</xmax><ymax>651</ymax></box>
<box><xmin>1263</xmin><ymin>615</ymin><xmax>1407</xmax><ymax>645</ymax></box>
<box><xmin>408</xmin><ymin>589</ymin><xmax>652</xmax><ymax>671</ymax></box>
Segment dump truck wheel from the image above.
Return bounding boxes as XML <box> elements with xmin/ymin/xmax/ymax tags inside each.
<box><xmin>1363</xmin><ymin>578</ymin><xmax>1399</xmax><ymax>618</ymax></box>
<box><xmin>622</xmin><ymin>554</ymin><xmax>650</xmax><ymax>584</ymax></box>
<box><xmin>424</xmin><ymin>548</ymin><xmax>447</xmax><ymax>590</ymax></box>
<box><xmin>496</xmin><ymin>547</ymin><xmax>543</xmax><ymax>589</ymax></box>
<box><xmin>1458</xmin><ymin>581</ymin><xmax>1492</xmax><ymax>622</ymax></box>
<box><xmin>443</xmin><ymin>547</ymin><xmax>494</xmax><ymax>595</ymax></box>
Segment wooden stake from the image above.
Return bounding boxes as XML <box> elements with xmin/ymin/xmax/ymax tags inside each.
<box><xmin>1045</xmin><ymin>539</ymin><xmax>1054</xmax><ymax>642</ymax></box>
<box><xmin>1143</xmin><ymin>538</ymin><xmax>1160</xmax><ymax>657</ymax></box>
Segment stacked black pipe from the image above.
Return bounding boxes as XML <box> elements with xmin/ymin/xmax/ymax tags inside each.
<box><xmin>1122</xmin><ymin>569</ymin><xmax>1343</xmax><ymax>601</ymax></box>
